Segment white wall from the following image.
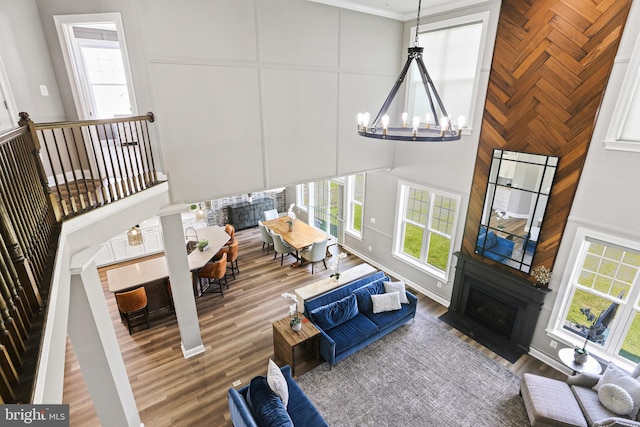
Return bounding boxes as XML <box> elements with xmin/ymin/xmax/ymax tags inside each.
<box><xmin>0</xmin><ymin>0</ymin><xmax>65</xmax><ymax>123</ymax></box>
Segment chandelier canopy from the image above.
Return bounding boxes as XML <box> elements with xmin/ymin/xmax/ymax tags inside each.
<box><xmin>357</xmin><ymin>0</ymin><xmax>464</xmax><ymax>142</ymax></box>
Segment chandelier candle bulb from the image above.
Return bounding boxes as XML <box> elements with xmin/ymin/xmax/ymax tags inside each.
<box><xmin>440</xmin><ymin>116</ymin><xmax>449</xmax><ymax>136</ymax></box>
<box><xmin>362</xmin><ymin>112</ymin><xmax>370</xmax><ymax>129</ymax></box>
<box><xmin>412</xmin><ymin>116</ymin><xmax>420</xmax><ymax>137</ymax></box>
<box><xmin>381</xmin><ymin>114</ymin><xmax>390</xmax><ymax>135</ymax></box>
<box><xmin>425</xmin><ymin>113</ymin><xmax>431</xmax><ymax>128</ymax></box>
<box><xmin>357</xmin><ymin>113</ymin><xmax>364</xmax><ymax>129</ymax></box>
<box><xmin>402</xmin><ymin>112</ymin><xmax>408</xmax><ymax>128</ymax></box>
<box><xmin>457</xmin><ymin>115</ymin><xmax>466</xmax><ymax>135</ymax></box>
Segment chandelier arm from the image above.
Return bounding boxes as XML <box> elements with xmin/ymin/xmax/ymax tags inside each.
<box><xmin>415</xmin><ymin>55</ymin><xmax>450</xmax><ymax>119</ymax></box>
<box><xmin>370</xmin><ymin>54</ymin><xmax>416</xmax><ymax>128</ymax></box>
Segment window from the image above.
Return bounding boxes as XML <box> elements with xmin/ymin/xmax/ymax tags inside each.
<box><xmin>296</xmin><ymin>183</ymin><xmax>308</xmax><ymax>211</ymax></box>
<box><xmin>346</xmin><ymin>174</ymin><xmax>365</xmax><ymax>238</ymax></box>
<box><xmin>393</xmin><ymin>182</ymin><xmax>460</xmax><ymax>279</ymax></box>
<box><xmin>551</xmin><ymin>230</ymin><xmax>640</xmax><ymax>369</ymax></box>
<box><xmin>407</xmin><ymin>12</ymin><xmax>489</xmax><ymax>131</ymax></box>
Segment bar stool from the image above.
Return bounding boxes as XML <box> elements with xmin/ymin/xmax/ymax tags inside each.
<box><xmin>115</xmin><ymin>287</ymin><xmax>150</xmax><ymax>335</ymax></box>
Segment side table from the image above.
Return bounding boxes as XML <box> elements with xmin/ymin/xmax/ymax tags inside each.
<box><xmin>558</xmin><ymin>347</ymin><xmax>603</xmax><ymax>375</ymax></box>
<box><xmin>272</xmin><ymin>315</ymin><xmax>320</xmax><ymax>377</ymax></box>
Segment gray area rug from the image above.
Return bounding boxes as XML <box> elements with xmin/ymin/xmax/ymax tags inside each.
<box><xmin>295</xmin><ymin>315</ymin><xmax>528</xmax><ymax>426</ymax></box>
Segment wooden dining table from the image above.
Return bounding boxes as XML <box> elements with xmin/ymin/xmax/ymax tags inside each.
<box><xmin>262</xmin><ymin>217</ymin><xmax>329</xmax><ymax>266</ymax></box>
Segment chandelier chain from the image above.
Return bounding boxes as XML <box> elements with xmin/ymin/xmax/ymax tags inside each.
<box><xmin>414</xmin><ymin>0</ymin><xmax>422</xmax><ymax>47</ymax></box>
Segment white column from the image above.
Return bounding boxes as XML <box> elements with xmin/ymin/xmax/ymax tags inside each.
<box><xmin>68</xmin><ymin>246</ymin><xmax>143</xmax><ymax>427</ymax></box>
<box><xmin>159</xmin><ymin>207</ymin><xmax>205</xmax><ymax>358</ymax></box>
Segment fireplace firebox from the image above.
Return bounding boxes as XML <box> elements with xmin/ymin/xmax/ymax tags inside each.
<box><xmin>444</xmin><ymin>253</ymin><xmax>550</xmax><ymax>360</ymax></box>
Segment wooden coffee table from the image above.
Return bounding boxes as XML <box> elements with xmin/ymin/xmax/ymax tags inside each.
<box><xmin>272</xmin><ymin>314</ymin><xmax>321</xmax><ymax>377</ymax></box>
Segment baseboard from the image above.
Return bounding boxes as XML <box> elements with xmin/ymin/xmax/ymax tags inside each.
<box><xmin>342</xmin><ymin>245</ymin><xmax>450</xmax><ymax>308</ymax></box>
<box><xmin>528</xmin><ymin>347</ymin><xmax>571</xmax><ymax>375</ymax></box>
<box><xmin>181</xmin><ymin>342</ymin><xmax>205</xmax><ymax>359</ymax></box>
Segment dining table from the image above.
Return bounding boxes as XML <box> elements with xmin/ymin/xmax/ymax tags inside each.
<box><xmin>261</xmin><ymin>217</ymin><xmax>329</xmax><ymax>267</ymax></box>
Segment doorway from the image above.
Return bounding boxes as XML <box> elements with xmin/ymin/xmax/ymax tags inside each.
<box><xmin>54</xmin><ymin>13</ymin><xmax>137</xmax><ymax>120</ymax></box>
<box><xmin>0</xmin><ymin>55</ymin><xmax>18</xmax><ymax>132</ymax></box>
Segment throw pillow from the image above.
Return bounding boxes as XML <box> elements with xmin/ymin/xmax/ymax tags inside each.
<box><xmin>310</xmin><ymin>294</ymin><xmax>359</xmax><ymax>331</ymax></box>
<box><xmin>383</xmin><ymin>281</ymin><xmax>409</xmax><ymax>304</ymax></box>
<box><xmin>594</xmin><ymin>363</ymin><xmax>640</xmax><ymax>419</ymax></box>
<box><xmin>352</xmin><ymin>281</ymin><xmax>384</xmax><ymax>312</ymax></box>
<box><xmin>598</xmin><ymin>383</ymin><xmax>635</xmax><ymax>416</ymax></box>
<box><xmin>266</xmin><ymin>359</ymin><xmax>289</xmax><ymax>408</ymax></box>
<box><xmin>247</xmin><ymin>376</ymin><xmax>293</xmax><ymax>427</ymax></box>
<box><xmin>371</xmin><ymin>291</ymin><xmax>401</xmax><ymax>314</ymax></box>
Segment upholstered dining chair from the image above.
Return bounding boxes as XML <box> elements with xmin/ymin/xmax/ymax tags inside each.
<box><xmin>258</xmin><ymin>220</ymin><xmax>274</xmax><ymax>254</ymax></box>
<box><xmin>271</xmin><ymin>232</ymin><xmax>293</xmax><ymax>266</ymax></box>
<box><xmin>115</xmin><ymin>287</ymin><xmax>150</xmax><ymax>335</ymax></box>
<box><xmin>224</xmin><ymin>224</ymin><xmax>235</xmax><ymax>245</ymax></box>
<box><xmin>300</xmin><ymin>238</ymin><xmax>329</xmax><ymax>274</ymax></box>
<box><xmin>214</xmin><ymin>238</ymin><xmax>240</xmax><ymax>280</ymax></box>
<box><xmin>263</xmin><ymin>209</ymin><xmax>279</xmax><ymax>221</ymax></box>
<box><xmin>198</xmin><ymin>252</ymin><xmax>228</xmax><ymax>297</ymax></box>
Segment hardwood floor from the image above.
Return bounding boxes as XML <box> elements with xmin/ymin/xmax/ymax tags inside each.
<box><xmin>62</xmin><ymin>226</ymin><xmax>564</xmax><ymax>426</ymax></box>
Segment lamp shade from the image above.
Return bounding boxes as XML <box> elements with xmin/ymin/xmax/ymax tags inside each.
<box><xmin>127</xmin><ymin>225</ymin><xmax>143</xmax><ymax>246</ymax></box>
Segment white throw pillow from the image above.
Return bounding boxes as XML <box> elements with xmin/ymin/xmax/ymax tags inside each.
<box><xmin>594</xmin><ymin>363</ymin><xmax>640</xmax><ymax>419</ymax></box>
<box><xmin>598</xmin><ymin>383</ymin><xmax>635</xmax><ymax>416</ymax></box>
<box><xmin>371</xmin><ymin>291</ymin><xmax>401</xmax><ymax>314</ymax></box>
<box><xmin>267</xmin><ymin>359</ymin><xmax>289</xmax><ymax>408</ymax></box>
<box><xmin>384</xmin><ymin>281</ymin><xmax>409</xmax><ymax>304</ymax></box>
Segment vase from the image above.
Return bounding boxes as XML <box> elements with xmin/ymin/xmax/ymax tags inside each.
<box><xmin>291</xmin><ymin>321</ymin><xmax>302</xmax><ymax>332</ymax></box>
<box><xmin>574</xmin><ymin>349</ymin><xmax>588</xmax><ymax>364</ymax></box>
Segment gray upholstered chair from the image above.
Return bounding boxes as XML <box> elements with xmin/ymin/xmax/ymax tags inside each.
<box><xmin>258</xmin><ymin>220</ymin><xmax>274</xmax><ymax>253</ymax></box>
<box><xmin>300</xmin><ymin>238</ymin><xmax>328</xmax><ymax>274</ymax></box>
<box><xmin>264</xmin><ymin>209</ymin><xmax>279</xmax><ymax>221</ymax></box>
<box><xmin>271</xmin><ymin>232</ymin><xmax>293</xmax><ymax>266</ymax></box>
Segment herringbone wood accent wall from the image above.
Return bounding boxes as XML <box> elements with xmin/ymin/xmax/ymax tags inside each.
<box><xmin>462</xmin><ymin>0</ymin><xmax>632</xmax><ymax>278</ymax></box>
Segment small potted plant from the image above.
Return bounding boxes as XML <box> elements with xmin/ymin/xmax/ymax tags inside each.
<box><xmin>282</xmin><ymin>292</ymin><xmax>301</xmax><ymax>331</ymax></box>
<box><xmin>330</xmin><ymin>252</ymin><xmax>348</xmax><ymax>280</ymax></box>
<box><xmin>286</xmin><ymin>203</ymin><xmax>296</xmax><ymax>231</ymax></box>
<box><xmin>196</xmin><ymin>240</ymin><xmax>209</xmax><ymax>251</ymax></box>
<box><xmin>574</xmin><ymin>307</ymin><xmax>599</xmax><ymax>364</ymax></box>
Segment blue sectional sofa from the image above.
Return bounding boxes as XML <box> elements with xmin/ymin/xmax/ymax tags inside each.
<box><xmin>476</xmin><ymin>226</ymin><xmax>515</xmax><ymax>262</ymax></box>
<box><xmin>303</xmin><ymin>271</ymin><xmax>417</xmax><ymax>368</ymax></box>
<box><xmin>228</xmin><ymin>365</ymin><xmax>328</xmax><ymax>427</ymax></box>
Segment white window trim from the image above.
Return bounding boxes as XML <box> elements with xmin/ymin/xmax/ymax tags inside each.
<box><xmin>604</xmin><ymin>29</ymin><xmax>640</xmax><ymax>152</ymax></box>
<box><xmin>547</xmin><ymin>227</ymin><xmax>640</xmax><ymax>372</ymax></box>
<box><xmin>392</xmin><ymin>180</ymin><xmax>461</xmax><ymax>281</ymax></box>
<box><xmin>409</xmin><ymin>11</ymin><xmax>491</xmax><ymax>135</ymax></box>
<box><xmin>345</xmin><ymin>174</ymin><xmax>365</xmax><ymax>240</ymax></box>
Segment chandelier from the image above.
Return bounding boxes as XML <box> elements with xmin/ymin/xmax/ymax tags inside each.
<box><xmin>357</xmin><ymin>0</ymin><xmax>464</xmax><ymax>142</ymax></box>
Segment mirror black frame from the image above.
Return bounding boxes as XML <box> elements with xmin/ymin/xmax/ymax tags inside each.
<box><xmin>476</xmin><ymin>150</ymin><xmax>559</xmax><ymax>273</ymax></box>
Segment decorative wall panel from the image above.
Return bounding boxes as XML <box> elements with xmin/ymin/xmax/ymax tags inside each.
<box><xmin>461</xmin><ymin>0</ymin><xmax>633</xmax><ymax>279</ymax></box>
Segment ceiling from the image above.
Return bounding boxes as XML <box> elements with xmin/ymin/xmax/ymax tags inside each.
<box><xmin>308</xmin><ymin>0</ymin><xmax>489</xmax><ymax>20</ymax></box>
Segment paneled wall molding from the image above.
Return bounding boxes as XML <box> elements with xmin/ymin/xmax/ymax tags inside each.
<box><xmin>460</xmin><ymin>0</ymin><xmax>634</xmax><ymax>280</ymax></box>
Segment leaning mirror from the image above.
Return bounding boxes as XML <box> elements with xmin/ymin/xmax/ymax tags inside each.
<box><xmin>476</xmin><ymin>150</ymin><xmax>559</xmax><ymax>273</ymax></box>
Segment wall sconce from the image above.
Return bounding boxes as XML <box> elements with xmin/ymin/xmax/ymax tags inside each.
<box><xmin>127</xmin><ymin>225</ymin><xmax>143</xmax><ymax>246</ymax></box>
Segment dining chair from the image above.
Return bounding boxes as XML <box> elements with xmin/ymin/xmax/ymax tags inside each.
<box><xmin>214</xmin><ymin>238</ymin><xmax>239</xmax><ymax>279</ymax></box>
<box><xmin>115</xmin><ymin>287</ymin><xmax>150</xmax><ymax>335</ymax></box>
<box><xmin>300</xmin><ymin>238</ymin><xmax>329</xmax><ymax>274</ymax></box>
<box><xmin>264</xmin><ymin>209</ymin><xmax>279</xmax><ymax>221</ymax></box>
<box><xmin>198</xmin><ymin>252</ymin><xmax>228</xmax><ymax>297</ymax></box>
<box><xmin>271</xmin><ymin>232</ymin><xmax>293</xmax><ymax>266</ymax></box>
<box><xmin>224</xmin><ymin>223</ymin><xmax>235</xmax><ymax>245</ymax></box>
<box><xmin>258</xmin><ymin>220</ymin><xmax>274</xmax><ymax>254</ymax></box>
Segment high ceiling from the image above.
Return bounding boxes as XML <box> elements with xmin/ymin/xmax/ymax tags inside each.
<box><xmin>308</xmin><ymin>0</ymin><xmax>488</xmax><ymax>20</ymax></box>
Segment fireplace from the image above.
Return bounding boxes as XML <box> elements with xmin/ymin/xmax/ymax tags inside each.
<box><xmin>443</xmin><ymin>253</ymin><xmax>550</xmax><ymax>361</ymax></box>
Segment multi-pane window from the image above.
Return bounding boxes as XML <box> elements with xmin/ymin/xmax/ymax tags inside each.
<box><xmin>554</xmin><ymin>233</ymin><xmax>640</xmax><ymax>367</ymax></box>
<box><xmin>296</xmin><ymin>180</ymin><xmax>344</xmax><ymax>240</ymax></box>
<box><xmin>346</xmin><ymin>174</ymin><xmax>365</xmax><ymax>237</ymax></box>
<box><xmin>407</xmin><ymin>14</ymin><xmax>486</xmax><ymax>130</ymax></box>
<box><xmin>394</xmin><ymin>182</ymin><xmax>459</xmax><ymax>278</ymax></box>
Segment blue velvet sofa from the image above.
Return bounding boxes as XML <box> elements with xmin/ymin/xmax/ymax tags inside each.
<box><xmin>303</xmin><ymin>271</ymin><xmax>417</xmax><ymax>368</ymax></box>
<box><xmin>476</xmin><ymin>226</ymin><xmax>515</xmax><ymax>262</ymax></box>
<box><xmin>228</xmin><ymin>365</ymin><xmax>327</xmax><ymax>427</ymax></box>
